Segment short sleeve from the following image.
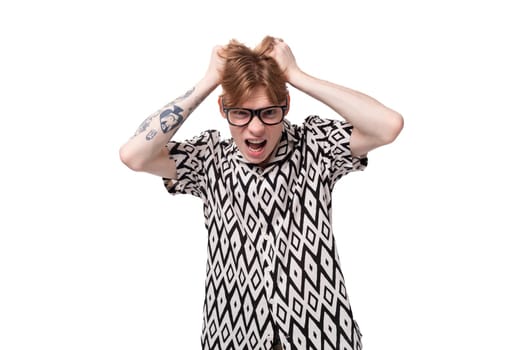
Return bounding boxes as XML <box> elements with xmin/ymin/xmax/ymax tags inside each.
<box><xmin>304</xmin><ymin>116</ymin><xmax>368</xmax><ymax>188</ymax></box>
<box><xmin>162</xmin><ymin>130</ymin><xmax>220</xmax><ymax>198</ymax></box>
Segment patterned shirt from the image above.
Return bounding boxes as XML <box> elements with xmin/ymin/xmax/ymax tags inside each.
<box><xmin>164</xmin><ymin>116</ymin><xmax>367</xmax><ymax>350</ymax></box>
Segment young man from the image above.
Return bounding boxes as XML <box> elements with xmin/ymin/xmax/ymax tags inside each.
<box><xmin>120</xmin><ymin>36</ymin><xmax>403</xmax><ymax>350</ymax></box>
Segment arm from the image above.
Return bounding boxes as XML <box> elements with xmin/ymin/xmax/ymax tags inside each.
<box><xmin>269</xmin><ymin>39</ymin><xmax>404</xmax><ymax>156</ymax></box>
<box><xmin>119</xmin><ymin>46</ymin><xmax>224</xmax><ymax>178</ymax></box>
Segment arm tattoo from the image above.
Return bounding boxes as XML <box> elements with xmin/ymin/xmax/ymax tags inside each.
<box><xmin>133</xmin><ymin>115</ymin><xmax>154</xmax><ymax>138</ymax></box>
<box><xmin>175</xmin><ymin>87</ymin><xmax>195</xmax><ymax>102</ymax></box>
<box><xmin>159</xmin><ymin>87</ymin><xmax>196</xmax><ymax>134</ymax></box>
<box><xmin>160</xmin><ymin>104</ymin><xmax>184</xmax><ymax>133</ymax></box>
<box><xmin>132</xmin><ymin>87</ymin><xmax>196</xmax><ymax>138</ymax></box>
<box><xmin>146</xmin><ymin>129</ymin><xmax>158</xmax><ymax>140</ymax></box>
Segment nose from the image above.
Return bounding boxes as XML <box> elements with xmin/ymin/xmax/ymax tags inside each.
<box><xmin>246</xmin><ymin>114</ymin><xmax>265</xmax><ymax>135</ymax></box>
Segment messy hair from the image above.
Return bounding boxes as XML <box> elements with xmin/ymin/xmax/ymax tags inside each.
<box><xmin>220</xmin><ymin>36</ymin><xmax>288</xmax><ymax>107</ymax></box>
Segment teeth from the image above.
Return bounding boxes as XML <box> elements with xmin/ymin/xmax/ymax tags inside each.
<box><xmin>248</xmin><ymin>140</ymin><xmax>264</xmax><ymax>144</ymax></box>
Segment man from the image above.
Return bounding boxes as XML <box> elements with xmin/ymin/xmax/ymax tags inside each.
<box><xmin>120</xmin><ymin>36</ymin><xmax>403</xmax><ymax>350</ymax></box>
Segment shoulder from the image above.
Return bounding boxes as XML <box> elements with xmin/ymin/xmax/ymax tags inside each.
<box><xmin>167</xmin><ymin>129</ymin><xmax>229</xmax><ymax>154</ymax></box>
<box><xmin>302</xmin><ymin>115</ymin><xmax>351</xmax><ymax>133</ymax></box>
<box><xmin>290</xmin><ymin>116</ymin><xmax>352</xmax><ymax>146</ymax></box>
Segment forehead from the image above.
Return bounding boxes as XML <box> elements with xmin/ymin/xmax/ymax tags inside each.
<box><xmin>238</xmin><ymin>87</ymin><xmax>272</xmax><ymax>109</ymax></box>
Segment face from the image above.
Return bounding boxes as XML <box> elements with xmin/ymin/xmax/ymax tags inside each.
<box><xmin>220</xmin><ymin>87</ymin><xmax>288</xmax><ymax>166</ymax></box>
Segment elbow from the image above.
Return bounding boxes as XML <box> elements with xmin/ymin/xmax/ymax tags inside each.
<box><xmin>119</xmin><ymin>144</ymin><xmax>145</xmax><ymax>172</ymax></box>
<box><xmin>380</xmin><ymin>111</ymin><xmax>404</xmax><ymax>145</ymax></box>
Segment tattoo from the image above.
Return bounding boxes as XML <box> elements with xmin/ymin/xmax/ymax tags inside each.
<box><xmin>146</xmin><ymin>129</ymin><xmax>158</xmax><ymax>141</ymax></box>
<box><xmin>133</xmin><ymin>115</ymin><xmax>154</xmax><ymax>137</ymax></box>
<box><xmin>160</xmin><ymin>104</ymin><xmax>184</xmax><ymax>133</ymax></box>
<box><xmin>175</xmin><ymin>87</ymin><xmax>195</xmax><ymax>102</ymax></box>
<box><xmin>131</xmin><ymin>87</ymin><xmax>195</xmax><ymax>139</ymax></box>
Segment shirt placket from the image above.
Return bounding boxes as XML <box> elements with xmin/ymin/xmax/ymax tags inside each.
<box><xmin>253</xmin><ymin>170</ymin><xmax>283</xmax><ymax>345</ymax></box>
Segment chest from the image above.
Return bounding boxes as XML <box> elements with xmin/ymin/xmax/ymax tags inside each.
<box><xmin>206</xmin><ymin>151</ymin><xmax>333</xmax><ymax>230</ymax></box>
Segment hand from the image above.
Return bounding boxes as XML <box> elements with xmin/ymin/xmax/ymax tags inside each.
<box><xmin>205</xmin><ymin>45</ymin><xmax>226</xmax><ymax>86</ymax></box>
<box><xmin>268</xmin><ymin>38</ymin><xmax>301</xmax><ymax>83</ymax></box>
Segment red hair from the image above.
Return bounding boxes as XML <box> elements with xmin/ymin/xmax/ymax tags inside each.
<box><xmin>220</xmin><ymin>36</ymin><xmax>288</xmax><ymax>107</ymax></box>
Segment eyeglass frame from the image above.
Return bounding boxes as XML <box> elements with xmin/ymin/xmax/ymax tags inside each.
<box><xmin>221</xmin><ymin>100</ymin><xmax>288</xmax><ymax>127</ymax></box>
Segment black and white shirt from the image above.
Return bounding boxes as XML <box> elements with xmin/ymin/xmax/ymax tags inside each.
<box><xmin>164</xmin><ymin>116</ymin><xmax>367</xmax><ymax>350</ymax></box>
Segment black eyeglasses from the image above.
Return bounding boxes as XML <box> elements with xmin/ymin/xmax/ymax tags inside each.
<box><xmin>222</xmin><ymin>102</ymin><xmax>288</xmax><ymax>127</ymax></box>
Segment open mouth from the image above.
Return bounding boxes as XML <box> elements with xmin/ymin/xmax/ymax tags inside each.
<box><xmin>245</xmin><ymin>139</ymin><xmax>267</xmax><ymax>152</ymax></box>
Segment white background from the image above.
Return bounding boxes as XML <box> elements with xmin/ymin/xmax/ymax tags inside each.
<box><xmin>1</xmin><ymin>0</ymin><xmax>524</xmax><ymax>349</ymax></box>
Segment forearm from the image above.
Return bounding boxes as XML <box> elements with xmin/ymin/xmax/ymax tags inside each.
<box><xmin>288</xmin><ymin>70</ymin><xmax>403</xmax><ymax>144</ymax></box>
<box><xmin>120</xmin><ymin>74</ymin><xmax>218</xmax><ymax>171</ymax></box>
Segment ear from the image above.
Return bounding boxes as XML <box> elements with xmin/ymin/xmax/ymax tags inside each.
<box><xmin>284</xmin><ymin>93</ymin><xmax>291</xmax><ymax>116</ymax></box>
<box><xmin>218</xmin><ymin>96</ymin><xmax>227</xmax><ymax>119</ymax></box>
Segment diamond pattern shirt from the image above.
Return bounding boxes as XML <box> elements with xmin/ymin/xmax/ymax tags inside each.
<box><xmin>163</xmin><ymin>116</ymin><xmax>367</xmax><ymax>350</ymax></box>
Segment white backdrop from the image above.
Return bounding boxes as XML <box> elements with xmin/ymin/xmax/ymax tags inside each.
<box><xmin>1</xmin><ymin>1</ymin><xmax>524</xmax><ymax>349</ymax></box>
